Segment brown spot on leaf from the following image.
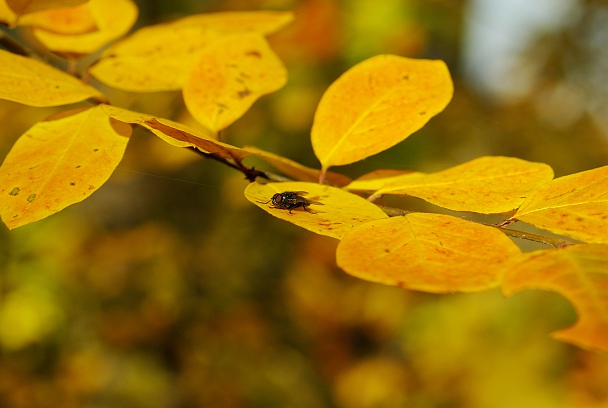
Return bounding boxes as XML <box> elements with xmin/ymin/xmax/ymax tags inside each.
<box><xmin>245</xmin><ymin>50</ymin><xmax>261</xmax><ymax>58</ymax></box>
<box><xmin>238</xmin><ymin>88</ymin><xmax>251</xmax><ymax>98</ymax></box>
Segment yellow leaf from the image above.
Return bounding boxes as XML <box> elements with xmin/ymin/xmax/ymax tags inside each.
<box><xmin>89</xmin><ymin>25</ymin><xmax>219</xmax><ymax>91</ymax></box>
<box><xmin>88</xmin><ymin>11</ymin><xmax>292</xmax><ymax>92</ymax></box>
<box><xmin>0</xmin><ymin>105</ymin><xmax>132</xmax><ymax>229</ymax></box>
<box><xmin>245</xmin><ymin>181</ymin><xmax>388</xmax><ymax>239</ymax></box>
<box><xmin>183</xmin><ymin>34</ymin><xmax>287</xmax><ymax>132</ymax></box>
<box><xmin>347</xmin><ymin>156</ymin><xmax>554</xmax><ymax>214</ymax></box>
<box><xmin>101</xmin><ymin>104</ymin><xmax>251</xmax><ymax>161</ymax></box>
<box><xmin>513</xmin><ymin>166</ymin><xmax>608</xmax><ymax>244</ymax></box>
<box><xmin>5</xmin><ymin>0</ymin><xmax>86</xmax><ymax>15</ymax></box>
<box><xmin>0</xmin><ymin>0</ymin><xmax>17</xmax><ymax>25</ymax></box>
<box><xmin>172</xmin><ymin>10</ymin><xmax>294</xmax><ymax>35</ymax></box>
<box><xmin>0</xmin><ymin>49</ymin><xmax>104</xmax><ymax>106</ymax></box>
<box><xmin>353</xmin><ymin>168</ymin><xmax>416</xmax><ymax>181</ymax></box>
<box><xmin>503</xmin><ymin>244</ymin><xmax>608</xmax><ymax>353</ymax></box>
<box><xmin>311</xmin><ymin>55</ymin><xmax>453</xmax><ymax>169</ymax></box>
<box><xmin>336</xmin><ymin>213</ymin><xmax>521</xmax><ymax>293</ymax></box>
<box><xmin>18</xmin><ymin>2</ymin><xmax>96</xmax><ymax>34</ymax></box>
<box><xmin>242</xmin><ymin>146</ymin><xmax>351</xmax><ymax>186</ymax></box>
<box><xmin>346</xmin><ymin>171</ymin><xmax>427</xmax><ymax>192</ymax></box>
<box><xmin>31</xmin><ymin>0</ymin><xmax>137</xmax><ymax>55</ymax></box>
<box><xmin>99</xmin><ymin>103</ymin><xmax>158</xmax><ymax>126</ymax></box>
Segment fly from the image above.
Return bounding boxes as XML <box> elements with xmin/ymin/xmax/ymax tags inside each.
<box><xmin>259</xmin><ymin>191</ymin><xmax>323</xmax><ymax>214</ymax></box>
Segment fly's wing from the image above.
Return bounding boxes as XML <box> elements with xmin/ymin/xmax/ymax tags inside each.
<box><xmin>303</xmin><ymin>197</ymin><xmax>324</xmax><ymax>206</ymax></box>
<box><xmin>292</xmin><ymin>191</ymin><xmax>325</xmax><ymax>205</ymax></box>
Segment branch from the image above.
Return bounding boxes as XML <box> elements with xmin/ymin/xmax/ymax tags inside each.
<box><xmin>0</xmin><ymin>29</ymin><xmax>30</xmax><ymax>56</ymax></box>
<box><xmin>1</xmin><ymin>26</ymin><xmax>66</xmax><ymax>68</ymax></box>
<box><xmin>186</xmin><ymin>147</ymin><xmax>291</xmax><ymax>183</ymax></box>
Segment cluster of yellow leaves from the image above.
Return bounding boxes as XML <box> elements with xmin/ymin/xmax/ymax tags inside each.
<box><xmin>0</xmin><ymin>2</ymin><xmax>607</xmax><ymax>353</ymax></box>
<box><xmin>88</xmin><ymin>10</ymin><xmax>291</xmax><ymax>132</ymax></box>
<box><xmin>242</xmin><ymin>53</ymin><xmax>608</xmax><ymax>353</ymax></box>
<box><xmin>0</xmin><ymin>3</ymin><xmax>295</xmax><ymax>230</ymax></box>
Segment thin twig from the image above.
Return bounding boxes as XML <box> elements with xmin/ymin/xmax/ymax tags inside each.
<box><xmin>186</xmin><ymin>147</ymin><xmax>290</xmax><ymax>183</ymax></box>
<box><xmin>0</xmin><ymin>30</ymin><xmax>30</xmax><ymax>56</ymax></box>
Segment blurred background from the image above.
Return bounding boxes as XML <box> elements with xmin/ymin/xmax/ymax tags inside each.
<box><xmin>2</xmin><ymin>0</ymin><xmax>608</xmax><ymax>407</ymax></box>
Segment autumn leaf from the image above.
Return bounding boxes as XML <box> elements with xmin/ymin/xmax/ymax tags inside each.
<box><xmin>0</xmin><ymin>49</ymin><xmax>104</xmax><ymax>106</ymax></box>
<box><xmin>17</xmin><ymin>2</ymin><xmax>96</xmax><ymax>34</ymax></box>
<box><xmin>101</xmin><ymin>104</ymin><xmax>251</xmax><ymax>161</ymax></box>
<box><xmin>311</xmin><ymin>55</ymin><xmax>453</xmax><ymax>172</ymax></box>
<box><xmin>88</xmin><ymin>10</ymin><xmax>292</xmax><ymax>92</ymax></box>
<box><xmin>0</xmin><ymin>0</ymin><xmax>17</xmax><ymax>24</ymax></box>
<box><xmin>336</xmin><ymin>213</ymin><xmax>521</xmax><ymax>293</ymax></box>
<box><xmin>171</xmin><ymin>10</ymin><xmax>293</xmax><ymax>35</ymax></box>
<box><xmin>353</xmin><ymin>168</ymin><xmax>416</xmax><ymax>181</ymax></box>
<box><xmin>183</xmin><ymin>34</ymin><xmax>287</xmax><ymax>132</ymax></box>
<box><xmin>245</xmin><ymin>182</ymin><xmax>388</xmax><ymax>239</ymax></box>
<box><xmin>89</xmin><ymin>25</ymin><xmax>219</xmax><ymax>92</ymax></box>
<box><xmin>31</xmin><ymin>0</ymin><xmax>137</xmax><ymax>55</ymax></box>
<box><xmin>242</xmin><ymin>146</ymin><xmax>351</xmax><ymax>186</ymax></box>
<box><xmin>503</xmin><ymin>244</ymin><xmax>608</xmax><ymax>353</ymax></box>
<box><xmin>5</xmin><ymin>0</ymin><xmax>87</xmax><ymax>15</ymax></box>
<box><xmin>347</xmin><ymin>171</ymin><xmax>429</xmax><ymax>192</ymax></box>
<box><xmin>0</xmin><ymin>105</ymin><xmax>131</xmax><ymax>229</ymax></box>
<box><xmin>346</xmin><ymin>156</ymin><xmax>554</xmax><ymax>214</ymax></box>
<box><xmin>513</xmin><ymin>166</ymin><xmax>608</xmax><ymax>244</ymax></box>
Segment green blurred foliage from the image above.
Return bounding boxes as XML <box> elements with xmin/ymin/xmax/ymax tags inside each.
<box><xmin>2</xmin><ymin>0</ymin><xmax>608</xmax><ymax>407</ymax></box>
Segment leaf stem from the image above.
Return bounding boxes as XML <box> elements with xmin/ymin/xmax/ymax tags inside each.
<box><xmin>318</xmin><ymin>167</ymin><xmax>327</xmax><ymax>184</ymax></box>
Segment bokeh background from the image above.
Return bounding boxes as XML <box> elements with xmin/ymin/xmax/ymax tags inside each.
<box><xmin>2</xmin><ymin>0</ymin><xmax>608</xmax><ymax>407</ymax></box>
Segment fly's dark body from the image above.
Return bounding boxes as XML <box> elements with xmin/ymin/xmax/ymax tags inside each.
<box><xmin>261</xmin><ymin>191</ymin><xmax>322</xmax><ymax>214</ymax></box>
